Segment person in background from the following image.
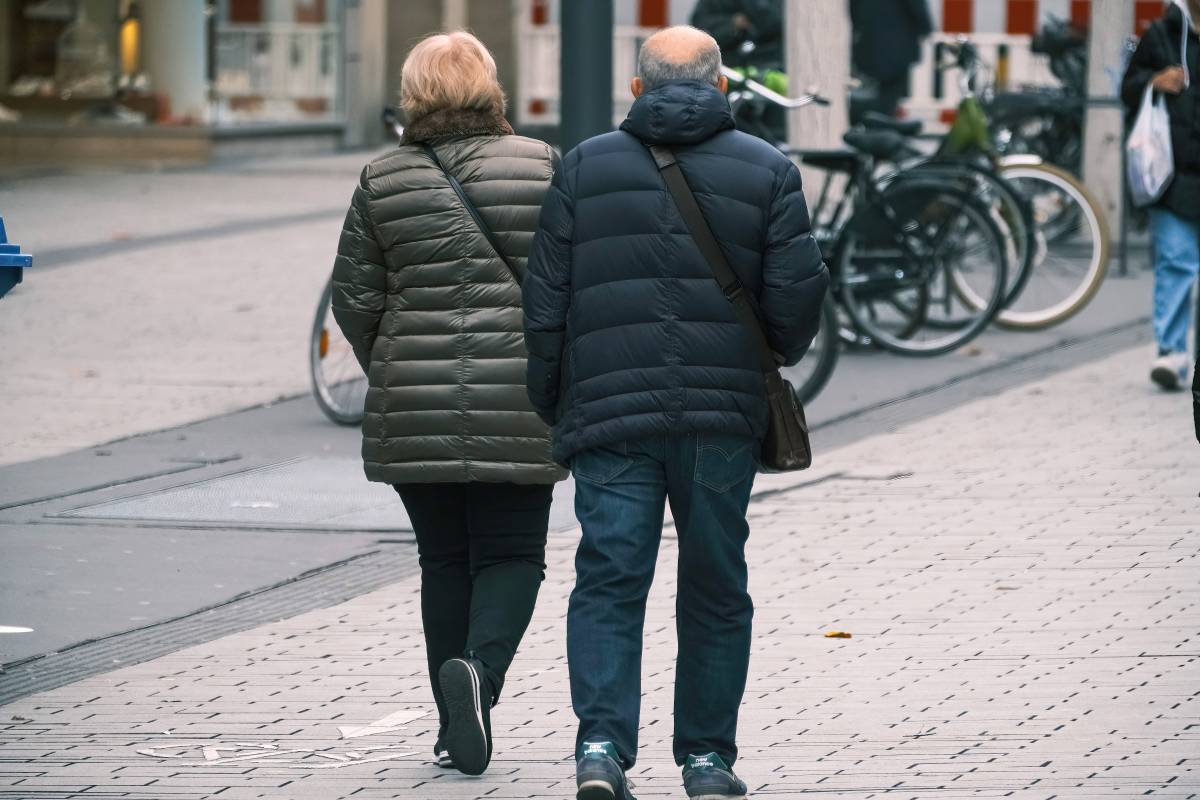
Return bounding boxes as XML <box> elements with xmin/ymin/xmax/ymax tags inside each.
<box><xmin>523</xmin><ymin>25</ymin><xmax>828</xmax><ymax>800</ymax></box>
<box><xmin>691</xmin><ymin>0</ymin><xmax>784</xmax><ymax>69</ymax></box>
<box><xmin>850</xmin><ymin>0</ymin><xmax>935</xmax><ymax>116</ymax></box>
<box><xmin>1121</xmin><ymin>0</ymin><xmax>1200</xmax><ymax>391</ymax></box>
<box><xmin>331</xmin><ymin>30</ymin><xmax>565</xmax><ymax>776</ymax></box>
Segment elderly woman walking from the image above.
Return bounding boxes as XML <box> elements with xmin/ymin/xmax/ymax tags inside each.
<box><xmin>330</xmin><ymin>31</ymin><xmax>564</xmax><ymax>776</ymax></box>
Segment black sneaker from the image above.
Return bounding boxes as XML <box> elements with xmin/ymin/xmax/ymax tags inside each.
<box><xmin>438</xmin><ymin>658</ymin><xmax>493</xmax><ymax>775</ymax></box>
<box><xmin>576</xmin><ymin>741</ymin><xmax>636</xmax><ymax>800</ymax></box>
<box><xmin>682</xmin><ymin>752</ymin><xmax>748</xmax><ymax>799</ymax></box>
<box><xmin>432</xmin><ymin>736</ymin><xmax>454</xmax><ymax>768</ymax></box>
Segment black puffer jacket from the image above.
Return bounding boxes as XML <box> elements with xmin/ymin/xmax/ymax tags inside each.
<box><xmin>331</xmin><ymin>108</ymin><xmax>566</xmax><ymax>485</ymax></box>
<box><xmin>1121</xmin><ymin>3</ymin><xmax>1200</xmax><ymax>219</ymax></box>
<box><xmin>523</xmin><ymin>80</ymin><xmax>829</xmax><ymax>464</ymax></box>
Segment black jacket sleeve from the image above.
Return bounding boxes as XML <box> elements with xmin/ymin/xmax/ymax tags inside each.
<box><xmin>331</xmin><ymin>168</ymin><xmax>387</xmax><ymax>373</ymax></box>
<box><xmin>743</xmin><ymin>0</ymin><xmax>783</xmax><ymax>45</ymax></box>
<box><xmin>692</xmin><ymin>0</ymin><xmax>783</xmax><ymax>54</ymax></box>
<box><xmin>1121</xmin><ymin>21</ymin><xmax>1167</xmax><ymax>116</ymax></box>
<box><xmin>523</xmin><ymin>153</ymin><xmax>575</xmax><ymax>425</ymax></box>
<box><xmin>903</xmin><ymin>0</ymin><xmax>935</xmax><ymax>37</ymax></box>
<box><xmin>759</xmin><ymin>162</ymin><xmax>830</xmax><ymax>366</ymax></box>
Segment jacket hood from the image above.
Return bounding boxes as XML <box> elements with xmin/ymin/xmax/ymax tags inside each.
<box><xmin>619</xmin><ymin>80</ymin><xmax>735</xmax><ymax>146</ymax></box>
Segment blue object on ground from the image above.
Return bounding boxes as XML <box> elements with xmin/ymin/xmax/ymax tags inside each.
<box><xmin>0</xmin><ymin>216</ymin><xmax>34</xmax><ymax>298</ymax></box>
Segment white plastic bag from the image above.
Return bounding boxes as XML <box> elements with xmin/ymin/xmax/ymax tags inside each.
<box><xmin>1126</xmin><ymin>81</ymin><xmax>1174</xmax><ymax>207</ymax></box>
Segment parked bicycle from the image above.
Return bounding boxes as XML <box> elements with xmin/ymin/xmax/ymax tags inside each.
<box><xmin>725</xmin><ymin>38</ymin><xmax>1109</xmax><ymax>405</ymax></box>
<box><xmin>989</xmin><ymin>16</ymin><xmax>1088</xmax><ymax>174</ymax></box>
<box><xmin>864</xmin><ymin>39</ymin><xmax>1110</xmax><ymax>331</ymax></box>
<box><xmin>728</xmin><ymin>73</ymin><xmax>1012</xmax><ymax>409</ymax></box>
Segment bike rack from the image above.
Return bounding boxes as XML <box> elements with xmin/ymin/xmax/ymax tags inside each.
<box><xmin>0</xmin><ymin>217</ymin><xmax>33</xmax><ymax>299</ymax></box>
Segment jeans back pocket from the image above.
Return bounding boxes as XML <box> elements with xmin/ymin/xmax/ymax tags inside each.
<box><xmin>570</xmin><ymin>441</ymin><xmax>633</xmax><ymax>485</ymax></box>
<box><xmin>694</xmin><ymin>433</ymin><xmax>757</xmax><ymax>493</ymax></box>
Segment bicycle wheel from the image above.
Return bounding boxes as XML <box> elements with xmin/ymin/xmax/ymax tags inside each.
<box><xmin>837</xmin><ymin>180</ymin><xmax>1008</xmax><ymax>357</ymax></box>
<box><xmin>890</xmin><ymin>161</ymin><xmax>1034</xmax><ymax>329</ymax></box>
<box><xmin>786</xmin><ymin>295</ymin><xmax>840</xmax><ymax>405</ymax></box>
<box><xmin>986</xmin><ymin>158</ymin><xmax>1109</xmax><ymax>330</ymax></box>
<box><xmin>310</xmin><ymin>279</ymin><xmax>368</xmax><ymax>425</ymax></box>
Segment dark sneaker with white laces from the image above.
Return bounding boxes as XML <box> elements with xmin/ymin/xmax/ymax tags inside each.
<box><xmin>576</xmin><ymin>741</ymin><xmax>636</xmax><ymax>800</ymax></box>
<box><xmin>438</xmin><ymin>658</ymin><xmax>493</xmax><ymax>775</ymax></box>
<box><xmin>682</xmin><ymin>752</ymin><xmax>748</xmax><ymax>800</ymax></box>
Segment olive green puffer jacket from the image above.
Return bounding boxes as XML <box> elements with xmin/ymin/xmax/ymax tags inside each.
<box><xmin>331</xmin><ymin>108</ymin><xmax>566</xmax><ymax>485</ymax></box>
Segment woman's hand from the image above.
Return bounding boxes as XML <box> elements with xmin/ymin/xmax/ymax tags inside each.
<box><xmin>1151</xmin><ymin>66</ymin><xmax>1186</xmax><ymax>94</ymax></box>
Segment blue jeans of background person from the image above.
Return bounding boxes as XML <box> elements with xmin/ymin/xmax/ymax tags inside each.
<box><xmin>567</xmin><ymin>433</ymin><xmax>757</xmax><ymax>769</ymax></box>
<box><xmin>1150</xmin><ymin>208</ymin><xmax>1200</xmax><ymax>356</ymax></box>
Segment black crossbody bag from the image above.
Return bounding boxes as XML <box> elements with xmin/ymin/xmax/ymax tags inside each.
<box><xmin>647</xmin><ymin>144</ymin><xmax>812</xmax><ymax>471</ymax></box>
<box><xmin>422</xmin><ymin>143</ymin><xmax>522</xmax><ymax>285</ymax></box>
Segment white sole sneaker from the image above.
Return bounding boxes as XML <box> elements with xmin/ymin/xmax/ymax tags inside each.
<box><xmin>438</xmin><ymin>658</ymin><xmax>490</xmax><ymax>775</ymax></box>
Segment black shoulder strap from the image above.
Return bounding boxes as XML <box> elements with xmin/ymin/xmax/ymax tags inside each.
<box><xmin>647</xmin><ymin>144</ymin><xmax>779</xmax><ymax>373</ymax></box>
<box><xmin>422</xmin><ymin>143</ymin><xmax>522</xmax><ymax>285</ymax></box>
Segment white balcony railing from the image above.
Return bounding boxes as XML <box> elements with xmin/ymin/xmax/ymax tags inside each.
<box><xmin>517</xmin><ymin>23</ymin><xmax>659</xmax><ymax>127</ymax></box>
<box><xmin>213</xmin><ymin>23</ymin><xmax>341</xmax><ymax>125</ymax></box>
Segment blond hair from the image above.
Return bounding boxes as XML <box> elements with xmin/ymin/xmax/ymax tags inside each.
<box><xmin>400</xmin><ymin>31</ymin><xmax>506</xmax><ymax>120</ymax></box>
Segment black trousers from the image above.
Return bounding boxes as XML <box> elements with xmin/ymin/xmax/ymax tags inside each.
<box><xmin>394</xmin><ymin>482</ymin><xmax>553</xmax><ymax>733</ymax></box>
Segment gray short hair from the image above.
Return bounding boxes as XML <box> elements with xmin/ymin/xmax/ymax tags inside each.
<box><xmin>637</xmin><ymin>26</ymin><xmax>722</xmax><ymax>89</ymax></box>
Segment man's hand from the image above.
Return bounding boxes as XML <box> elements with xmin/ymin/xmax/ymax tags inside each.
<box><xmin>1151</xmin><ymin>66</ymin><xmax>1186</xmax><ymax>94</ymax></box>
<box><xmin>731</xmin><ymin>12</ymin><xmax>752</xmax><ymax>32</ymax></box>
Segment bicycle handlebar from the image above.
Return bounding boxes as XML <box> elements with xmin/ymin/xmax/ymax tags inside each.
<box><xmin>936</xmin><ymin>37</ymin><xmax>983</xmax><ymax>96</ymax></box>
<box><xmin>720</xmin><ymin>65</ymin><xmax>831</xmax><ymax>109</ymax></box>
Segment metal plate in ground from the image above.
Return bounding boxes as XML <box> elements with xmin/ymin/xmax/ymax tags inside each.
<box><xmin>55</xmin><ymin>457</ymin><xmax>579</xmax><ymax>531</ymax></box>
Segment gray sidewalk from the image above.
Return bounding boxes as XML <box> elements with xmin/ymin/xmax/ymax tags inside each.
<box><xmin>1</xmin><ymin>343</ymin><xmax>1197</xmax><ymax>799</ymax></box>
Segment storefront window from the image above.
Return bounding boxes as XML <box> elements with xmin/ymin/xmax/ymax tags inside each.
<box><xmin>0</xmin><ymin>0</ymin><xmax>342</xmax><ymax>128</ymax></box>
<box><xmin>2</xmin><ymin>0</ymin><xmax>146</xmax><ymax>124</ymax></box>
<box><xmin>212</xmin><ymin>0</ymin><xmax>343</xmax><ymax>126</ymax></box>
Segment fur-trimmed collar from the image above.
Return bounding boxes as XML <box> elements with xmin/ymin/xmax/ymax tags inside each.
<box><xmin>400</xmin><ymin>108</ymin><xmax>514</xmax><ymax>144</ymax></box>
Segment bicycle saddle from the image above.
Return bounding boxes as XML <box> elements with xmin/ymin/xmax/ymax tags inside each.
<box><xmin>861</xmin><ymin>112</ymin><xmax>923</xmax><ymax>137</ymax></box>
<box><xmin>989</xmin><ymin>90</ymin><xmax>1083</xmax><ymax>114</ymax></box>
<box><xmin>794</xmin><ymin>148</ymin><xmax>860</xmax><ymax>174</ymax></box>
<box><xmin>842</xmin><ymin>129</ymin><xmax>913</xmax><ymax>161</ymax></box>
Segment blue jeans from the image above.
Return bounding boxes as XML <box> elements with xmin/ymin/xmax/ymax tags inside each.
<box><xmin>1150</xmin><ymin>208</ymin><xmax>1200</xmax><ymax>356</ymax></box>
<box><xmin>567</xmin><ymin>433</ymin><xmax>758</xmax><ymax>769</ymax></box>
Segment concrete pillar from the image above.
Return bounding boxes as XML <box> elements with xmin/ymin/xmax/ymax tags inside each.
<box><xmin>468</xmin><ymin>0</ymin><xmax>518</xmax><ymax>120</ymax></box>
<box><xmin>561</xmin><ymin>0</ymin><xmax>614</xmax><ymax>151</ymax></box>
<box><xmin>785</xmin><ymin>0</ymin><xmax>851</xmax><ymax>201</ymax></box>
<box><xmin>444</xmin><ymin>0</ymin><xmax>468</xmax><ymax>30</ymax></box>
<box><xmin>1081</xmin><ymin>0</ymin><xmax>1134</xmax><ymax>244</ymax></box>
<box><xmin>343</xmin><ymin>0</ymin><xmax>389</xmax><ymax>148</ymax></box>
<box><xmin>0</xmin><ymin>0</ymin><xmax>12</xmax><ymax>92</ymax></box>
<box><xmin>141</xmin><ymin>0</ymin><xmax>208</xmax><ymax>122</ymax></box>
<box><xmin>383</xmin><ymin>0</ymin><xmax>440</xmax><ymax>120</ymax></box>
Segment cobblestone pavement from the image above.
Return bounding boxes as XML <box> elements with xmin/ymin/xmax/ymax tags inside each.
<box><xmin>1</xmin><ymin>344</ymin><xmax>1197</xmax><ymax>799</ymax></box>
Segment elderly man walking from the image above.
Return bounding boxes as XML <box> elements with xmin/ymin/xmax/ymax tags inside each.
<box><xmin>523</xmin><ymin>25</ymin><xmax>828</xmax><ymax>800</ymax></box>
